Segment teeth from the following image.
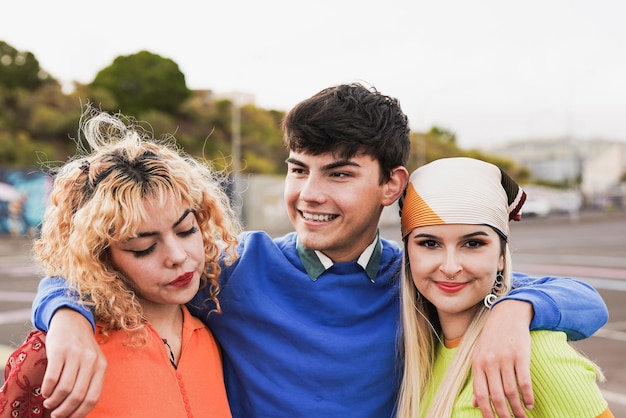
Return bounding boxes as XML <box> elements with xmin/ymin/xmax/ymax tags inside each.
<box><xmin>302</xmin><ymin>212</ymin><xmax>336</xmax><ymax>222</ymax></box>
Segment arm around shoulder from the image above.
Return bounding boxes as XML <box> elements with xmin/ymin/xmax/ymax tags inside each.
<box><xmin>501</xmin><ymin>272</ymin><xmax>608</xmax><ymax>340</ymax></box>
<box><xmin>32</xmin><ymin>276</ymin><xmax>95</xmax><ymax>332</ymax></box>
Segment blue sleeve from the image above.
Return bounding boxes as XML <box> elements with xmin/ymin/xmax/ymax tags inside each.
<box><xmin>185</xmin><ymin>254</ymin><xmax>238</xmax><ymax>326</ymax></box>
<box><xmin>185</xmin><ymin>288</ymin><xmax>221</xmax><ymax>327</ymax></box>
<box><xmin>185</xmin><ymin>233</ymin><xmax>247</xmax><ymax>326</ymax></box>
<box><xmin>493</xmin><ymin>272</ymin><xmax>608</xmax><ymax>341</ymax></box>
<box><xmin>31</xmin><ymin>276</ymin><xmax>96</xmax><ymax>333</ymax></box>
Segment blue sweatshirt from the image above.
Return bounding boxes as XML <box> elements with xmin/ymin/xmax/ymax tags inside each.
<box><xmin>32</xmin><ymin>231</ymin><xmax>608</xmax><ymax>418</ymax></box>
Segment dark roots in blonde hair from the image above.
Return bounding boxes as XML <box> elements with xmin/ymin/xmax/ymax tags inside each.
<box><xmin>33</xmin><ymin>107</ymin><xmax>241</xmax><ymax>343</ymax></box>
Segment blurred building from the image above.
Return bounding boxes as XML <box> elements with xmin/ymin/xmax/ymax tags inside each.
<box><xmin>490</xmin><ymin>138</ymin><xmax>626</xmax><ymax>210</ymax></box>
<box><xmin>581</xmin><ymin>142</ymin><xmax>626</xmax><ymax>209</ymax></box>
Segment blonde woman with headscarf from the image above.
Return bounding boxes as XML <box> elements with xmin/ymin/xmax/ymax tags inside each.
<box><xmin>396</xmin><ymin>157</ymin><xmax>612</xmax><ymax>417</ymax></box>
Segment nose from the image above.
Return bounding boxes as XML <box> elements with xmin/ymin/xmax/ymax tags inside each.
<box><xmin>439</xmin><ymin>248</ymin><xmax>462</xmax><ymax>279</ymax></box>
<box><xmin>298</xmin><ymin>174</ymin><xmax>326</xmax><ymax>204</ymax></box>
<box><xmin>164</xmin><ymin>238</ymin><xmax>188</xmax><ymax>268</ymax></box>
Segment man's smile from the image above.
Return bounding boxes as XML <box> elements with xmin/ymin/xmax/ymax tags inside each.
<box><xmin>300</xmin><ymin>211</ymin><xmax>338</xmax><ymax>222</ymax></box>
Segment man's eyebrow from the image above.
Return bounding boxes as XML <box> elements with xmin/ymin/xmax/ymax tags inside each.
<box><xmin>322</xmin><ymin>160</ymin><xmax>360</xmax><ymax>171</ymax></box>
<box><xmin>285</xmin><ymin>157</ymin><xmax>360</xmax><ymax>171</ymax></box>
<box><xmin>285</xmin><ymin>157</ymin><xmax>306</xmax><ymax>167</ymax></box>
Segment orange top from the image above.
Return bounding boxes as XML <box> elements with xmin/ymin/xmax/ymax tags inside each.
<box><xmin>1</xmin><ymin>306</ymin><xmax>230</xmax><ymax>418</ymax></box>
<box><xmin>91</xmin><ymin>305</ymin><xmax>231</xmax><ymax>417</ymax></box>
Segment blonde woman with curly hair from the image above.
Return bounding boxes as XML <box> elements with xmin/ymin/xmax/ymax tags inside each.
<box><xmin>1</xmin><ymin>108</ymin><xmax>240</xmax><ymax>417</ymax></box>
<box><xmin>397</xmin><ymin>157</ymin><xmax>612</xmax><ymax>418</ymax></box>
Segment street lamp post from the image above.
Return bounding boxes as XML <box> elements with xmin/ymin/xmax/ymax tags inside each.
<box><xmin>231</xmin><ymin>98</ymin><xmax>243</xmax><ymax>220</ymax></box>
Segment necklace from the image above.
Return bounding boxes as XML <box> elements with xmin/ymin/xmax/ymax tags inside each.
<box><xmin>162</xmin><ymin>338</ymin><xmax>178</xmax><ymax>369</ymax></box>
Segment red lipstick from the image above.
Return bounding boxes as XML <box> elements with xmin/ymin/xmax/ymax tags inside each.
<box><xmin>170</xmin><ymin>272</ymin><xmax>194</xmax><ymax>287</ymax></box>
<box><xmin>436</xmin><ymin>282</ymin><xmax>467</xmax><ymax>294</ymax></box>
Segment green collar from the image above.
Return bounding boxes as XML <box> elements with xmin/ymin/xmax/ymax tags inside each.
<box><xmin>296</xmin><ymin>232</ymin><xmax>382</xmax><ymax>283</ymax></box>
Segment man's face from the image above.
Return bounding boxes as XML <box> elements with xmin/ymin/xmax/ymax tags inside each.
<box><xmin>284</xmin><ymin>151</ymin><xmax>388</xmax><ymax>262</ymax></box>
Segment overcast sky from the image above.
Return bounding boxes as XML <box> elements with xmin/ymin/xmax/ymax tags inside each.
<box><xmin>2</xmin><ymin>0</ymin><xmax>625</xmax><ymax>149</ymax></box>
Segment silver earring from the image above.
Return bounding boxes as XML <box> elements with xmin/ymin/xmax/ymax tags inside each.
<box><xmin>484</xmin><ymin>271</ymin><xmax>507</xmax><ymax>309</ymax></box>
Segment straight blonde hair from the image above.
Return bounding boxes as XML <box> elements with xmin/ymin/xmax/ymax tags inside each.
<box><xmin>396</xmin><ymin>236</ymin><xmax>513</xmax><ymax>418</ymax></box>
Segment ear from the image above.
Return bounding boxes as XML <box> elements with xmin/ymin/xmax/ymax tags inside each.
<box><xmin>497</xmin><ymin>254</ymin><xmax>505</xmax><ymax>272</ymax></box>
<box><xmin>382</xmin><ymin>166</ymin><xmax>409</xmax><ymax>207</ymax></box>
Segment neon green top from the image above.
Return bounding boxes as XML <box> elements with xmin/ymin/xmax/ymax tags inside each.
<box><xmin>421</xmin><ymin>330</ymin><xmax>609</xmax><ymax>417</ymax></box>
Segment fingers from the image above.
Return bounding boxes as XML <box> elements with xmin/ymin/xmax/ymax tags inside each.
<box><xmin>77</xmin><ymin>360</ymin><xmax>107</xmax><ymax>416</ymax></box>
<box><xmin>473</xmin><ymin>362</ymin><xmax>532</xmax><ymax>418</ymax></box>
<box><xmin>42</xmin><ymin>346</ymin><xmax>106</xmax><ymax>417</ymax></box>
<box><xmin>472</xmin><ymin>301</ymin><xmax>534</xmax><ymax>418</ymax></box>
<box><xmin>48</xmin><ymin>354</ymin><xmax>106</xmax><ymax>418</ymax></box>
<box><xmin>472</xmin><ymin>353</ymin><xmax>514</xmax><ymax>417</ymax></box>
<box><xmin>39</xmin><ymin>308</ymin><xmax>106</xmax><ymax>417</ymax></box>
<box><xmin>40</xmin><ymin>344</ymin><xmax>70</xmax><ymax>401</ymax></box>
<box><xmin>515</xmin><ymin>359</ymin><xmax>534</xmax><ymax>413</ymax></box>
<box><xmin>472</xmin><ymin>369</ymin><xmax>495</xmax><ymax>418</ymax></box>
<box><xmin>500</xmin><ymin>364</ymin><xmax>525</xmax><ymax>418</ymax></box>
<box><xmin>472</xmin><ymin>300</ymin><xmax>535</xmax><ymax>417</ymax></box>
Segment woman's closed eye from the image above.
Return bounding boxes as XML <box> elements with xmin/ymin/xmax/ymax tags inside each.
<box><xmin>178</xmin><ymin>225</ymin><xmax>199</xmax><ymax>238</ymax></box>
<box><xmin>131</xmin><ymin>244</ymin><xmax>157</xmax><ymax>258</ymax></box>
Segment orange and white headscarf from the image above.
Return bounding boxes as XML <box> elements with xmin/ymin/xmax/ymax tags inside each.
<box><xmin>400</xmin><ymin>157</ymin><xmax>526</xmax><ymax>240</ymax></box>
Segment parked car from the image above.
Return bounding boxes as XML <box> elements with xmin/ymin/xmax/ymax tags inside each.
<box><xmin>522</xmin><ymin>196</ymin><xmax>551</xmax><ymax>217</ymax></box>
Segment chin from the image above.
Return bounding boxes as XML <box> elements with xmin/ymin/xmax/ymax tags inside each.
<box><xmin>297</xmin><ymin>233</ymin><xmax>326</xmax><ymax>250</ymax></box>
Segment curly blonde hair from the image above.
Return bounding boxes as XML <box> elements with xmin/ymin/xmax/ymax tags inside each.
<box><xmin>33</xmin><ymin>108</ymin><xmax>241</xmax><ymax>343</ymax></box>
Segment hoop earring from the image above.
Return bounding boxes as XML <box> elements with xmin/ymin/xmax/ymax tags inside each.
<box><xmin>484</xmin><ymin>271</ymin><xmax>507</xmax><ymax>309</ymax></box>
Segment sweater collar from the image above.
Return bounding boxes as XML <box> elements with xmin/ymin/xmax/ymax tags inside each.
<box><xmin>296</xmin><ymin>231</ymin><xmax>382</xmax><ymax>283</ymax></box>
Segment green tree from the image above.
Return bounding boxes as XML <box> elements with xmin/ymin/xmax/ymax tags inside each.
<box><xmin>177</xmin><ymin>94</ymin><xmax>232</xmax><ymax>163</ymax></box>
<box><xmin>405</xmin><ymin>125</ymin><xmax>527</xmax><ymax>183</ymax></box>
<box><xmin>428</xmin><ymin>126</ymin><xmax>456</xmax><ymax>144</ymax></box>
<box><xmin>0</xmin><ymin>41</ymin><xmax>53</xmax><ymax>91</ymax></box>
<box><xmin>91</xmin><ymin>51</ymin><xmax>190</xmax><ymax>115</ymax></box>
<box><xmin>243</xmin><ymin>108</ymin><xmax>286</xmax><ymax>174</ymax></box>
<box><xmin>0</xmin><ymin>130</ymin><xmax>57</xmax><ymax>168</ymax></box>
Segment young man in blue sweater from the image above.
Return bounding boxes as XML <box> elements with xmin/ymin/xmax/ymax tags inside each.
<box><xmin>32</xmin><ymin>83</ymin><xmax>607</xmax><ymax>418</ymax></box>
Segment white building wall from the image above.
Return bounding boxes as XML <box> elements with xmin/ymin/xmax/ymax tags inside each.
<box><xmin>581</xmin><ymin>143</ymin><xmax>626</xmax><ymax>197</ymax></box>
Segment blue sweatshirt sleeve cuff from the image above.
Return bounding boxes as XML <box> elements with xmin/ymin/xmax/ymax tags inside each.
<box><xmin>492</xmin><ymin>272</ymin><xmax>608</xmax><ymax>341</ymax></box>
<box><xmin>31</xmin><ymin>276</ymin><xmax>96</xmax><ymax>333</ymax></box>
